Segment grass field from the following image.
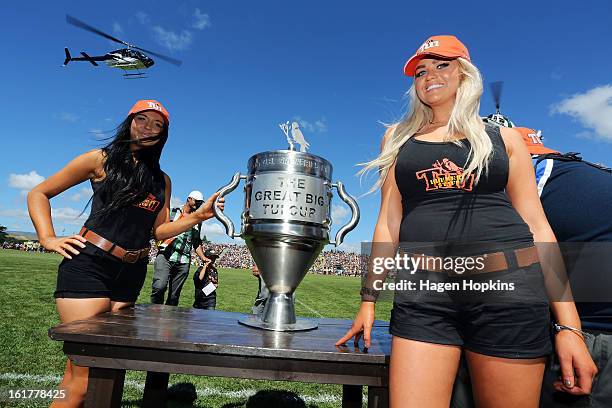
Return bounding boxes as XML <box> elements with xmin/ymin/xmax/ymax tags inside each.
<box><xmin>0</xmin><ymin>249</ymin><xmax>391</xmax><ymax>407</ymax></box>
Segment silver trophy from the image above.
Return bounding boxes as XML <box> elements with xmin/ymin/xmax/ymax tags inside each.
<box><xmin>213</xmin><ymin>122</ymin><xmax>360</xmax><ymax>331</ymax></box>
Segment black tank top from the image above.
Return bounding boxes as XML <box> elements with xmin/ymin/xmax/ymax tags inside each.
<box><xmin>395</xmin><ymin>125</ymin><xmax>533</xmax><ymax>252</ymax></box>
<box><xmin>84</xmin><ymin>177</ymin><xmax>165</xmax><ymax>250</ymax></box>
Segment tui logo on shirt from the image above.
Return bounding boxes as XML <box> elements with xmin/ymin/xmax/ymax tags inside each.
<box><xmin>415</xmin><ymin>158</ymin><xmax>475</xmax><ymax>192</ymax></box>
<box><xmin>134</xmin><ymin>193</ymin><xmax>161</xmax><ymax>212</ymax></box>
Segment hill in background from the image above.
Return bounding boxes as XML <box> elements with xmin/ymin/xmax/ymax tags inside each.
<box><xmin>6</xmin><ymin>230</ymin><xmax>38</xmax><ymax>241</ymax></box>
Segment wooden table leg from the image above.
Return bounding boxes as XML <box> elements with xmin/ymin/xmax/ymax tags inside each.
<box><xmin>342</xmin><ymin>384</ymin><xmax>363</xmax><ymax>408</ymax></box>
<box><xmin>85</xmin><ymin>367</ymin><xmax>125</xmax><ymax>408</ymax></box>
<box><xmin>143</xmin><ymin>372</ymin><xmax>170</xmax><ymax>408</ymax></box>
<box><xmin>368</xmin><ymin>386</ymin><xmax>389</xmax><ymax>408</ymax></box>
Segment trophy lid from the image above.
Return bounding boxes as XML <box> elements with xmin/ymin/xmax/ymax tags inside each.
<box><xmin>247</xmin><ymin>150</ymin><xmax>333</xmax><ymax>180</ymax></box>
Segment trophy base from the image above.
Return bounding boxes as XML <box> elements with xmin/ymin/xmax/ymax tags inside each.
<box><xmin>238</xmin><ymin>314</ymin><xmax>318</xmax><ymax>331</ymax></box>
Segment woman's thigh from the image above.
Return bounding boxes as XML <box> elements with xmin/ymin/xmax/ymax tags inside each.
<box><xmin>466</xmin><ymin>350</ymin><xmax>546</xmax><ymax>408</ymax></box>
<box><xmin>56</xmin><ymin>297</ymin><xmax>111</xmax><ymax>323</ymax></box>
<box><xmin>390</xmin><ymin>336</ymin><xmax>462</xmax><ymax>408</ymax></box>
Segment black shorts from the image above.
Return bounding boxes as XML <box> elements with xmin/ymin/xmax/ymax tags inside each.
<box><xmin>389</xmin><ymin>263</ymin><xmax>552</xmax><ymax>359</ymax></box>
<box><xmin>54</xmin><ymin>242</ymin><xmax>148</xmax><ymax>302</ymax></box>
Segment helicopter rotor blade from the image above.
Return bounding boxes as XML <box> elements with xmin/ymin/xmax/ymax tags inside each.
<box><xmin>66</xmin><ymin>15</ymin><xmax>132</xmax><ymax>48</ymax></box>
<box><xmin>490</xmin><ymin>81</ymin><xmax>504</xmax><ymax>113</ymax></box>
<box><xmin>131</xmin><ymin>46</ymin><xmax>183</xmax><ymax>66</ymax></box>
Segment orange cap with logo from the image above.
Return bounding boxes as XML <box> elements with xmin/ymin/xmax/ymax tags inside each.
<box><xmin>404</xmin><ymin>35</ymin><xmax>471</xmax><ymax>77</ymax></box>
<box><xmin>515</xmin><ymin>127</ymin><xmax>559</xmax><ymax>155</ymax></box>
<box><xmin>128</xmin><ymin>99</ymin><xmax>170</xmax><ymax>125</ymax></box>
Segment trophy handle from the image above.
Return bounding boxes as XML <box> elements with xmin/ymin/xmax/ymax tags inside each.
<box><xmin>214</xmin><ymin>172</ymin><xmax>246</xmax><ymax>238</ymax></box>
<box><xmin>329</xmin><ymin>181</ymin><xmax>360</xmax><ymax>247</ymax></box>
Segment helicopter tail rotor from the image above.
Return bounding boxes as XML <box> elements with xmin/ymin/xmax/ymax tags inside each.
<box><xmin>63</xmin><ymin>48</ymin><xmax>72</xmax><ymax>66</ymax></box>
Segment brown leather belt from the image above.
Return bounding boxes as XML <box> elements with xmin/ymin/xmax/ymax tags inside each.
<box><xmin>405</xmin><ymin>246</ymin><xmax>539</xmax><ymax>276</ymax></box>
<box><xmin>79</xmin><ymin>227</ymin><xmax>150</xmax><ymax>263</ymax></box>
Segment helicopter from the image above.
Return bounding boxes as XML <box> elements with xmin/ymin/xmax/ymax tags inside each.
<box><xmin>62</xmin><ymin>15</ymin><xmax>182</xmax><ymax>79</ymax></box>
<box><xmin>482</xmin><ymin>81</ymin><xmax>516</xmax><ymax>128</ymax></box>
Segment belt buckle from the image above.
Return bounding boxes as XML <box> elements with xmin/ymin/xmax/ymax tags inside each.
<box><xmin>123</xmin><ymin>250</ymin><xmax>140</xmax><ymax>263</ymax></box>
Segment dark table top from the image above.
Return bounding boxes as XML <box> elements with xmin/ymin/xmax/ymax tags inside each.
<box><xmin>49</xmin><ymin>304</ymin><xmax>391</xmax><ymax>364</ymax></box>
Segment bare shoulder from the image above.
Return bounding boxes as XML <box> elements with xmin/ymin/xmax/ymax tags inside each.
<box><xmin>79</xmin><ymin>149</ymin><xmax>105</xmax><ymax>180</ymax></box>
<box><xmin>381</xmin><ymin>124</ymin><xmax>398</xmax><ymax>151</ymax></box>
<box><xmin>499</xmin><ymin>127</ymin><xmax>529</xmax><ymax>158</ymax></box>
<box><xmin>498</xmin><ymin>127</ymin><xmax>523</xmax><ymax>146</ymax></box>
<box><xmin>81</xmin><ymin>148</ymin><xmax>104</xmax><ymax>162</ymax></box>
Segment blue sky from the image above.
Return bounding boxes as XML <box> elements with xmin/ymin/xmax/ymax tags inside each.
<box><xmin>1</xmin><ymin>0</ymin><xmax>611</xmax><ymax>251</ymax></box>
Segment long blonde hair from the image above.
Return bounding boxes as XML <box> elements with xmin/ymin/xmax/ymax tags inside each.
<box><xmin>359</xmin><ymin>58</ymin><xmax>492</xmax><ymax>192</ymax></box>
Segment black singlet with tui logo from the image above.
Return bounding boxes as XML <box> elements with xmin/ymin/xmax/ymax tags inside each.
<box><xmin>394</xmin><ymin>125</ymin><xmax>533</xmax><ymax>252</ymax></box>
<box><xmin>83</xmin><ymin>177</ymin><xmax>165</xmax><ymax>251</ymax></box>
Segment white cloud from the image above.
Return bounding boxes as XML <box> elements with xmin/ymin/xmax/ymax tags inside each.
<box><xmin>57</xmin><ymin>112</ymin><xmax>79</xmax><ymax>123</ymax></box>
<box><xmin>576</xmin><ymin>131</ymin><xmax>597</xmax><ymax>140</ymax></box>
<box><xmin>170</xmin><ymin>195</ymin><xmax>183</xmax><ymax>208</ymax></box>
<box><xmin>69</xmin><ymin>187</ymin><xmax>94</xmax><ymax>202</ymax></box>
<box><xmin>331</xmin><ymin>204</ymin><xmax>349</xmax><ymax>221</ymax></box>
<box><xmin>551</xmin><ymin>84</ymin><xmax>612</xmax><ymax>141</ymax></box>
<box><xmin>0</xmin><ymin>205</ymin><xmax>87</xmax><ymax>233</ymax></box>
<box><xmin>112</xmin><ymin>22</ymin><xmax>123</xmax><ymax>35</ymax></box>
<box><xmin>201</xmin><ymin>222</ymin><xmax>226</xmax><ymax>237</ymax></box>
<box><xmin>295</xmin><ymin>117</ymin><xmax>328</xmax><ymax>133</ymax></box>
<box><xmin>0</xmin><ymin>208</ymin><xmax>28</xmax><ymax>218</ymax></box>
<box><xmin>193</xmin><ymin>8</ymin><xmax>211</xmax><ymax>30</ymax></box>
<box><xmin>135</xmin><ymin>11</ymin><xmax>150</xmax><ymax>25</ymax></box>
<box><xmin>152</xmin><ymin>26</ymin><xmax>193</xmax><ymax>51</ymax></box>
<box><xmin>89</xmin><ymin>129</ymin><xmax>106</xmax><ymax>138</ymax></box>
<box><xmin>550</xmin><ymin>70</ymin><xmax>563</xmax><ymax>81</ymax></box>
<box><xmin>8</xmin><ymin>171</ymin><xmax>45</xmax><ymax>191</ymax></box>
<box><xmin>51</xmin><ymin>207</ymin><xmax>89</xmax><ymax>225</ymax></box>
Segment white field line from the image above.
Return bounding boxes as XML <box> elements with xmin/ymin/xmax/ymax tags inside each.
<box><xmin>0</xmin><ymin>372</ymin><xmax>356</xmax><ymax>404</ymax></box>
<box><xmin>294</xmin><ymin>297</ymin><xmax>324</xmax><ymax>318</ymax></box>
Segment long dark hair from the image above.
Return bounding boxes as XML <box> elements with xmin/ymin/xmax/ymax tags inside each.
<box><xmin>89</xmin><ymin>113</ymin><xmax>168</xmax><ymax>219</ymax></box>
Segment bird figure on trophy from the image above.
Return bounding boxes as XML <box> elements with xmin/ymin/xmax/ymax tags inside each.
<box><xmin>279</xmin><ymin>120</ymin><xmax>310</xmax><ymax>153</ymax></box>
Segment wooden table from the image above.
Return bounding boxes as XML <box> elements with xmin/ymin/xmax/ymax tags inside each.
<box><xmin>49</xmin><ymin>304</ymin><xmax>390</xmax><ymax>407</ymax></box>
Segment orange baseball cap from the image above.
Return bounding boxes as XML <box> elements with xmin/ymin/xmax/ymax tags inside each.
<box><xmin>128</xmin><ymin>99</ymin><xmax>170</xmax><ymax>124</ymax></box>
<box><xmin>404</xmin><ymin>35</ymin><xmax>471</xmax><ymax>77</ymax></box>
<box><xmin>515</xmin><ymin>127</ymin><xmax>559</xmax><ymax>155</ymax></box>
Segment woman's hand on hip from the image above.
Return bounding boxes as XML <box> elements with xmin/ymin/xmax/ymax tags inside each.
<box><xmin>41</xmin><ymin>235</ymin><xmax>87</xmax><ymax>259</ymax></box>
<box><xmin>553</xmin><ymin>330</ymin><xmax>598</xmax><ymax>395</ymax></box>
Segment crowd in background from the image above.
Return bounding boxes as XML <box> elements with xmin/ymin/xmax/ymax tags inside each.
<box><xmin>1</xmin><ymin>241</ymin><xmax>47</xmax><ymax>252</ymax></box>
<box><xmin>149</xmin><ymin>242</ymin><xmax>366</xmax><ymax>276</ymax></box>
<box><xmin>2</xmin><ymin>240</ymin><xmax>367</xmax><ymax>277</ymax></box>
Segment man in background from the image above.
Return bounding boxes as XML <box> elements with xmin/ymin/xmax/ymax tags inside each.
<box><xmin>515</xmin><ymin>127</ymin><xmax>611</xmax><ymax>407</ymax></box>
<box><xmin>452</xmin><ymin>126</ymin><xmax>612</xmax><ymax>407</ymax></box>
<box><xmin>251</xmin><ymin>264</ymin><xmax>269</xmax><ymax>315</ymax></box>
<box><xmin>151</xmin><ymin>191</ymin><xmax>205</xmax><ymax>306</ymax></box>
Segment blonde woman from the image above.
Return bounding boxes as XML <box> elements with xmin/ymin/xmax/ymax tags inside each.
<box><xmin>336</xmin><ymin>36</ymin><xmax>597</xmax><ymax>407</ymax></box>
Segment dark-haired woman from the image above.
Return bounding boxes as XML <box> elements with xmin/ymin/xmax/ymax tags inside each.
<box><xmin>28</xmin><ymin>100</ymin><xmax>223</xmax><ymax>407</ymax></box>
